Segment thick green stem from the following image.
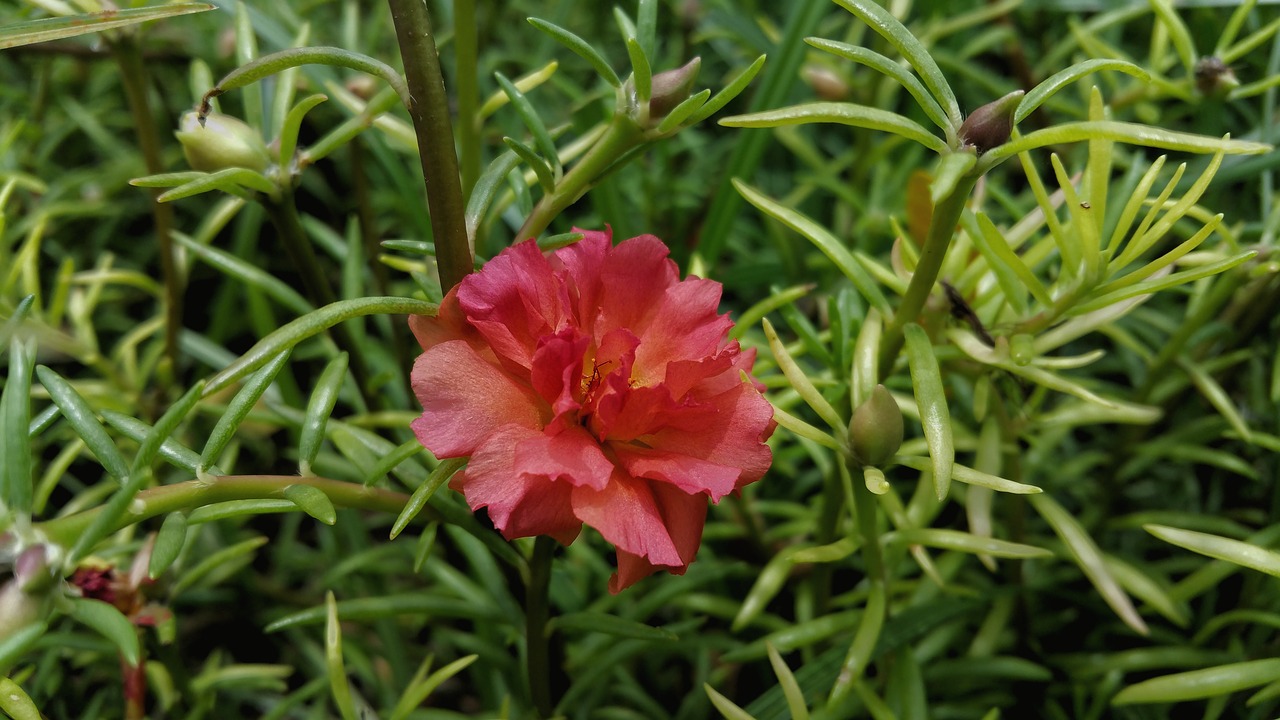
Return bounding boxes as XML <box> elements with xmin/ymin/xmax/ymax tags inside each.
<box><xmin>516</xmin><ymin>116</ymin><xmax>644</xmax><ymax>242</ymax></box>
<box><xmin>525</xmin><ymin>535</ymin><xmax>556</xmax><ymax>718</ymax></box>
<box><xmin>35</xmin><ymin>475</ymin><xmax>421</xmax><ymax>548</ymax></box>
<box><xmin>111</xmin><ymin>36</ymin><xmax>181</xmax><ymax>378</ymax></box>
<box><xmin>828</xmin><ymin>459</ymin><xmax>888</xmax><ymax>707</ymax></box>
<box><xmin>455</xmin><ymin>0</ymin><xmax>481</xmax><ymax>199</ymax></box>
<box><xmin>387</xmin><ymin>0</ymin><xmax>472</xmax><ymax>293</ymax></box>
<box><xmin>878</xmin><ymin>175</ymin><xmax>979</xmax><ymax>379</ymax></box>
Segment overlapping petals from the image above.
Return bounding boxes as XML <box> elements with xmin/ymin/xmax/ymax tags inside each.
<box><xmin>410</xmin><ymin>228</ymin><xmax>774</xmax><ymax>592</ymax></box>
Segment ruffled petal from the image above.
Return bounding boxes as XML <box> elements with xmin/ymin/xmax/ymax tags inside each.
<box><xmin>452</xmin><ymin>425</ymin><xmax>581</xmax><ymax>545</ymax></box>
<box><xmin>644</xmin><ymin>381</ymin><xmax>775</xmax><ymax>488</ymax></box>
<box><xmin>529</xmin><ymin>328</ymin><xmax>589</xmax><ymax>433</ymax></box>
<box><xmin>458</xmin><ymin>240</ymin><xmax>569</xmax><ymax>369</ymax></box>
<box><xmin>408</xmin><ymin>288</ymin><xmax>472</xmax><ymax>351</ymax></box>
<box><xmin>611</xmin><ymin>444</ymin><xmax>741</xmax><ymax>500</ymax></box>
<box><xmin>514</xmin><ymin>425</ymin><xmax>613</xmax><ymax>491</ymax></box>
<box><xmin>411</xmin><ymin>340</ymin><xmax>546</xmax><ymax>458</ymax></box>
<box><xmin>571</xmin><ymin>471</ymin><xmax>682</xmax><ymax>568</ymax></box>
<box><xmin>607</xmin><ymin>484</ymin><xmax>706</xmax><ymax>593</ymax></box>
<box><xmin>632</xmin><ymin>277</ymin><xmax>733</xmax><ymax>386</ymax></box>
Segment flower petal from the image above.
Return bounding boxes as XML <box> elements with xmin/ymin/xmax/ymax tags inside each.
<box><xmin>632</xmin><ymin>277</ymin><xmax>733</xmax><ymax>386</ymax></box>
<box><xmin>612</xmin><ymin>444</ymin><xmax>741</xmax><ymax>500</ymax></box>
<box><xmin>459</xmin><ymin>240</ymin><xmax>569</xmax><ymax>369</ymax></box>
<box><xmin>452</xmin><ymin>425</ymin><xmax>581</xmax><ymax>545</ymax></box>
<box><xmin>529</xmin><ymin>328</ymin><xmax>589</xmax><ymax>432</ymax></box>
<box><xmin>607</xmin><ymin>483</ymin><xmax>706</xmax><ymax>593</ymax></box>
<box><xmin>645</xmin><ymin>381</ymin><xmax>775</xmax><ymax>488</ymax></box>
<box><xmin>411</xmin><ymin>340</ymin><xmax>545</xmax><ymax>458</ymax></box>
<box><xmin>514</xmin><ymin>425</ymin><xmax>613</xmax><ymax>491</ymax></box>
<box><xmin>572</xmin><ymin>471</ymin><xmax>683</xmax><ymax>568</ymax></box>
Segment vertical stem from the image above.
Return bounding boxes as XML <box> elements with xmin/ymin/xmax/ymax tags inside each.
<box><xmin>387</xmin><ymin>0</ymin><xmax>473</xmax><ymax>293</ymax></box>
<box><xmin>525</xmin><ymin>535</ymin><xmax>556</xmax><ymax>718</ymax></box>
<box><xmin>111</xmin><ymin>36</ymin><xmax>181</xmax><ymax>378</ymax></box>
<box><xmin>455</xmin><ymin>0</ymin><xmax>481</xmax><ymax>199</ymax></box>
<box><xmin>121</xmin><ymin>654</ymin><xmax>146</xmax><ymax>720</ymax></box>
<box><xmin>877</xmin><ymin>175</ymin><xmax>978</xmax><ymax>380</ymax></box>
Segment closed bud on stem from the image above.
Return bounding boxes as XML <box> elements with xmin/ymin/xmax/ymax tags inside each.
<box><xmin>15</xmin><ymin>544</ymin><xmax>53</xmax><ymax>594</ymax></box>
<box><xmin>848</xmin><ymin>384</ymin><xmax>905</xmax><ymax>467</ymax></box>
<box><xmin>177</xmin><ymin>111</ymin><xmax>271</xmax><ymax>172</ymax></box>
<box><xmin>1195</xmin><ymin>56</ymin><xmax>1239</xmax><ymax>98</ymax></box>
<box><xmin>958</xmin><ymin>90</ymin><xmax>1024</xmax><ymax>154</ymax></box>
<box><xmin>645</xmin><ymin>57</ymin><xmax>701</xmax><ymax>124</ymax></box>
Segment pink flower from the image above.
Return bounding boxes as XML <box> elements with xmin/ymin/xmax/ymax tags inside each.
<box><xmin>409</xmin><ymin>228</ymin><xmax>775</xmax><ymax>592</ymax></box>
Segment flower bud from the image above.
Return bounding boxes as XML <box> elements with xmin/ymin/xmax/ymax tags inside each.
<box><xmin>646</xmin><ymin>57</ymin><xmax>702</xmax><ymax>123</ymax></box>
<box><xmin>848</xmin><ymin>384</ymin><xmax>904</xmax><ymax>467</ymax></box>
<box><xmin>802</xmin><ymin>65</ymin><xmax>850</xmax><ymax>101</ymax></box>
<box><xmin>14</xmin><ymin>544</ymin><xmax>53</xmax><ymax>594</ymax></box>
<box><xmin>1195</xmin><ymin>56</ymin><xmax>1239</xmax><ymax>98</ymax></box>
<box><xmin>958</xmin><ymin>90</ymin><xmax>1024</xmax><ymax>154</ymax></box>
<box><xmin>0</xmin><ymin>580</ymin><xmax>43</xmax><ymax>642</ymax></box>
<box><xmin>176</xmin><ymin>111</ymin><xmax>270</xmax><ymax>173</ymax></box>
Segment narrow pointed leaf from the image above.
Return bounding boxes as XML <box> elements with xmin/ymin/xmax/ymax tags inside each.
<box><xmin>149</xmin><ymin>512</ymin><xmax>189</xmax><ymax>579</ymax></box>
<box><xmin>807</xmin><ymin>38</ymin><xmax>951</xmax><ymax>135</ymax></box>
<box><xmin>689</xmin><ymin>54</ymin><xmax>766</xmax><ymax>124</ymax></box>
<box><xmin>885</xmin><ymin>528</ymin><xmax>1052</xmax><ymax>559</ymax></box>
<box><xmin>204</xmin><ymin>297</ymin><xmax>436</xmax><ymax>396</ymax></box>
<box><xmin>0</xmin><ymin>4</ymin><xmax>212</xmax><ymax>49</ymax></box>
<box><xmin>299</xmin><ymin>353</ymin><xmax>349</xmax><ymax>475</ymax></box>
<box><xmin>1113</xmin><ymin>659</ymin><xmax>1280</xmax><ymax>705</ymax></box>
<box><xmin>735</xmin><ymin>181</ymin><xmax>891</xmax><ymax>315</ymax></box>
<box><xmin>173</xmin><ymin>233</ymin><xmax>311</xmax><ymax>314</ymax></box>
<box><xmin>763</xmin><ymin>319</ymin><xmax>845</xmax><ymax>433</ymax></box>
<box><xmin>200</xmin><ymin>349</ymin><xmax>292</xmax><ymax>472</ymax></box>
<box><xmin>830</xmin><ymin>0</ymin><xmax>961</xmax><ymax>127</ymax></box>
<box><xmin>1031</xmin><ymin>493</ymin><xmax>1147</xmax><ymax>634</ymax></box>
<box><xmin>67</xmin><ymin>598</ymin><xmax>141</xmax><ymax>667</ymax></box>
<box><xmin>1015</xmin><ymin>59</ymin><xmax>1149</xmax><ymax>124</ymax></box>
<box><xmin>1</xmin><ymin>339</ymin><xmax>35</xmax><ymax>514</ymax></box>
<box><xmin>390</xmin><ymin>458</ymin><xmax>467</xmax><ymax>539</ymax></box>
<box><xmin>722</xmin><ymin>102</ymin><xmax>947</xmax><ymax>154</ymax></box>
<box><xmin>903</xmin><ymin>324</ymin><xmax>952</xmax><ymax>500</ymax></box>
<box><xmin>1146</xmin><ymin>525</ymin><xmax>1280</xmax><ymax>578</ymax></box>
<box><xmin>494</xmin><ymin>72</ymin><xmax>560</xmax><ymax>177</ymax></box>
<box><xmin>527</xmin><ymin>18</ymin><xmax>620</xmax><ymax>87</ymax></box>
<box><xmin>35</xmin><ymin>365</ymin><xmax>129</xmax><ymax>481</ymax></box>
<box><xmin>285</xmin><ymin>485</ymin><xmax>338</xmax><ymax>525</ymax></box>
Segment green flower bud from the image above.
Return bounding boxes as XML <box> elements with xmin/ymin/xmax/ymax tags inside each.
<box><xmin>848</xmin><ymin>384</ymin><xmax>905</xmax><ymax>467</ymax></box>
<box><xmin>958</xmin><ymin>90</ymin><xmax>1024</xmax><ymax>154</ymax></box>
<box><xmin>176</xmin><ymin>111</ymin><xmax>270</xmax><ymax>173</ymax></box>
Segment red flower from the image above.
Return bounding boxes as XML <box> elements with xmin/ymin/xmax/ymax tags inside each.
<box><xmin>409</xmin><ymin>229</ymin><xmax>774</xmax><ymax>592</ymax></box>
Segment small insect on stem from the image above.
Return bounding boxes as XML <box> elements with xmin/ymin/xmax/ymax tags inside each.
<box><xmin>942</xmin><ymin>281</ymin><xmax>995</xmax><ymax>347</ymax></box>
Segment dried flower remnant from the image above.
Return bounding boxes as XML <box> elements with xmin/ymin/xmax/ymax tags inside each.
<box><xmin>409</xmin><ymin>229</ymin><xmax>775</xmax><ymax>592</ymax></box>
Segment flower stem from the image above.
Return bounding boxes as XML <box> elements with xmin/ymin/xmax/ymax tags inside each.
<box><xmin>516</xmin><ymin>116</ymin><xmax>644</xmax><ymax>242</ymax></box>
<box><xmin>877</xmin><ymin>174</ymin><xmax>979</xmax><ymax>380</ymax></box>
<box><xmin>387</xmin><ymin>0</ymin><xmax>472</xmax><ymax>293</ymax></box>
<box><xmin>111</xmin><ymin>35</ymin><xmax>181</xmax><ymax>379</ymax></box>
<box><xmin>454</xmin><ymin>0</ymin><xmax>481</xmax><ymax>199</ymax></box>
<box><xmin>34</xmin><ymin>475</ymin><xmax>422</xmax><ymax>549</ymax></box>
<box><xmin>525</xmin><ymin>535</ymin><xmax>556</xmax><ymax>718</ymax></box>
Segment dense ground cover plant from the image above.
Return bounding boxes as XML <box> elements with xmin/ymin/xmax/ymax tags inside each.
<box><xmin>1</xmin><ymin>1</ymin><xmax>1279</xmax><ymax>718</ymax></box>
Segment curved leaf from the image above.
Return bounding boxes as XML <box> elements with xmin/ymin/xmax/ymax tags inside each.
<box><xmin>722</xmin><ymin>102</ymin><xmax>948</xmax><ymax>154</ymax></box>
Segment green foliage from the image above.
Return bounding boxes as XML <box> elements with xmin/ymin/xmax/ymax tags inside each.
<box><xmin>1</xmin><ymin>0</ymin><xmax>1279</xmax><ymax>718</ymax></box>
